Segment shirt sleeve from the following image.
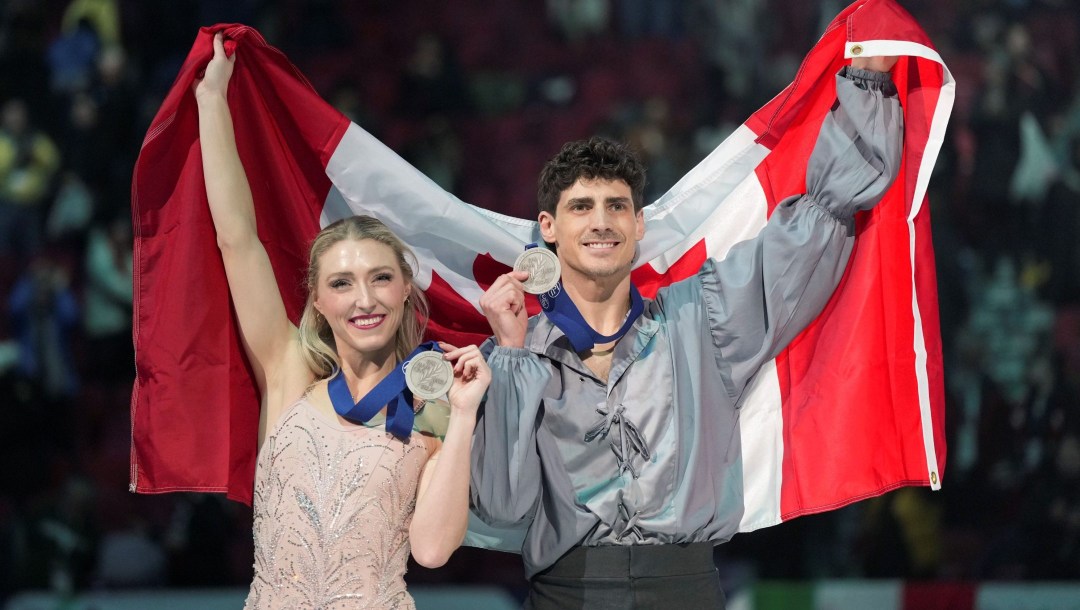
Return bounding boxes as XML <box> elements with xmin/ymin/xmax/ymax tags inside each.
<box><xmin>469</xmin><ymin>342</ymin><xmax>549</xmax><ymax>527</ymax></box>
<box><xmin>807</xmin><ymin>66</ymin><xmax>903</xmax><ymax>219</ymax></box>
<box><xmin>663</xmin><ymin>66</ymin><xmax>902</xmax><ymax>401</ymax></box>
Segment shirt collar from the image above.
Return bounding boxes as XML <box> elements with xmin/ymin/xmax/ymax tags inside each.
<box><xmin>527</xmin><ymin>299</ymin><xmax>660</xmax><ymax>367</ymax></box>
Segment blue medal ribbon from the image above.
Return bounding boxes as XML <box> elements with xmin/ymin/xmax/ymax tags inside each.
<box><xmin>327</xmin><ymin>341</ymin><xmax>443</xmax><ymax>439</ymax></box>
<box><xmin>526</xmin><ymin>244</ymin><xmax>645</xmax><ymax>353</ymax></box>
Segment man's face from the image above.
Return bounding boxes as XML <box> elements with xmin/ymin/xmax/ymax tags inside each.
<box><xmin>539</xmin><ymin>177</ymin><xmax>644</xmax><ymax>285</ymax></box>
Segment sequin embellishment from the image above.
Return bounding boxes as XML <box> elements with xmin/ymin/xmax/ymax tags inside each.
<box><xmin>244</xmin><ymin>400</ymin><xmax>432</xmax><ymax>609</ymax></box>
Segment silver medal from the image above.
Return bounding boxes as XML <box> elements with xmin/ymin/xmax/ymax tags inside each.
<box><xmin>404</xmin><ymin>350</ymin><xmax>454</xmax><ymax>400</ymax></box>
<box><xmin>514</xmin><ymin>247</ymin><xmax>561</xmax><ymax>295</ymax></box>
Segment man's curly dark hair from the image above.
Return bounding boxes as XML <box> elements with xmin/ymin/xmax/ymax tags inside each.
<box><xmin>537</xmin><ymin>136</ymin><xmax>647</xmax><ymax>216</ymax></box>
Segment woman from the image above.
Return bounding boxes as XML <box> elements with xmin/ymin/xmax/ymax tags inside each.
<box><xmin>196</xmin><ymin>33</ymin><xmax>486</xmax><ymax>608</ymax></box>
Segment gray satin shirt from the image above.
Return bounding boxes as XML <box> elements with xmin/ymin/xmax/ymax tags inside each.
<box><xmin>470</xmin><ymin>67</ymin><xmax>903</xmax><ymax>579</ymax></box>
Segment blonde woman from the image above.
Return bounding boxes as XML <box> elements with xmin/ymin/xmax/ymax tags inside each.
<box><xmin>196</xmin><ymin>33</ymin><xmax>486</xmax><ymax>609</ymax></box>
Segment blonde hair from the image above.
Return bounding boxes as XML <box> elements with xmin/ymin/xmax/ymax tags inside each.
<box><xmin>297</xmin><ymin>216</ymin><xmax>429</xmax><ymax>378</ymax></box>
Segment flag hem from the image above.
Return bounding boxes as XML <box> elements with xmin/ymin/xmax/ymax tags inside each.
<box><xmin>848</xmin><ymin>39</ymin><xmax>953</xmax><ymax>490</ymax></box>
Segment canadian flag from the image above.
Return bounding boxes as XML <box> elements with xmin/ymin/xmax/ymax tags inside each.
<box><xmin>131</xmin><ymin>0</ymin><xmax>950</xmax><ymax>534</ymax></box>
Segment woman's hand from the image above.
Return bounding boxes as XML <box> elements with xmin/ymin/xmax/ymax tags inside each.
<box><xmin>194</xmin><ymin>32</ymin><xmax>236</xmax><ymax>101</ymax></box>
<box><xmin>439</xmin><ymin>342</ymin><xmax>490</xmax><ymax>415</ymax></box>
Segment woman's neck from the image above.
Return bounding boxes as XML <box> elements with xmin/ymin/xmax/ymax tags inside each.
<box><xmin>337</xmin><ymin>348</ymin><xmax>398</xmax><ymax>399</ymax></box>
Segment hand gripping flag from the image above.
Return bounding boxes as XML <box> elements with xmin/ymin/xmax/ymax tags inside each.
<box><xmin>131</xmin><ymin>0</ymin><xmax>950</xmax><ymax>536</ymax></box>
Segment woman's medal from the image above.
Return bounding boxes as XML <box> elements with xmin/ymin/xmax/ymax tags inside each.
<box><xmin>404</xmin><ymin>350</ymin><xmax>454</xmax><ymax>401</ymax></box>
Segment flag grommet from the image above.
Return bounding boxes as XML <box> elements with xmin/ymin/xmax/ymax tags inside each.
<box><xmin>850</xmin><ymin>44</ymin><xmax>863</xmax><ymax>56</ymax></box>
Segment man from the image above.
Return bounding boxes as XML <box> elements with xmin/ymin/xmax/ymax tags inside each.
<box><xmin>471</xmin><ymin>55</ymin><xmax>901</xmax><ymax>609</ymax></box>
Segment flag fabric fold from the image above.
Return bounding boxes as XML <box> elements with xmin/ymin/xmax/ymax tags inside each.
<box><xmin>131</xmin><ymin>0</ymin><xmax>949</xmax><ymax>536</ymax></box>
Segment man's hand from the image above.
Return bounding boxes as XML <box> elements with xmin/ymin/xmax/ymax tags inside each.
<box><xmin>479</xmin><ymin>271</ymin><xmax>530</xmax><ymax>348</ymax></box>
<box><xmin>851</xmin><ymin>55</ymin><xmax>898</xmax><ymax>73</ymax></box>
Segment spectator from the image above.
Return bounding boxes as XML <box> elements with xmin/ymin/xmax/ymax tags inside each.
<box><xmin>8</xmin><ymin>257</ymin><xmax>79</xmax><ymax>401</ymax></box>
<box><xmin>0</xmin><ymin>99</ymin><xmax>61</xmax><ymax>261</ymax></box>
<box><xmin>90</xmin><ymin>46</ymin><xmax>139</xmax><ymax>213</ymax></box>
<box><xmin>547</xmin><ymin>0</ymin><xmax>610</xmax><ymax>42</ymax></box>
<box><xmin>61</xmin><ymin>0</ymin><xmax>121</xmax><ymax>49</ymax></box>
<box><xmin>46</xmin><ymin>18</ymin><xmax>101</xmax><ymax>96</ymax></box>
<box><xmin>398</xmin><ymin>34</ymin><xmax>471</xmax><ymax>119</ymax></box>
<box><xmin>19</xmin><ymin>476</ymin><xmax>99</xmax><ymax>593</ymax></box>
<box><xmin>616</xmin><ymin>0</ymin><xmax>684</xmax><ymax>39</ymax></box>
<box><xmin>82</xmin><ymin>214</ymin><xmax>132</xmax><ymax>384</ymax></box>
<box><xmin>95</xmin><ymin>517</ymin><xmax>168</xmax><ymax>588</ymax></box>
<box><xmin>61</xmin><ymin>92</ymin><xmax>107</xmax><ymax>192</ymax></box>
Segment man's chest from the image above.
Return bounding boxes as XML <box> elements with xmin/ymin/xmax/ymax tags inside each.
<box><xmin>580</xmin><ymin>350</ymin><xmax>614</xmax><ymax>382</ymax></box>
<box><xmin>540</xmin><ymin>336</ymin><xmax>675</xmax><ymax>467</ymax></box>
<box><xmin>535</xmin><ymin>339</ymin><xmax>685</xmax><ymax>525</ymax></box>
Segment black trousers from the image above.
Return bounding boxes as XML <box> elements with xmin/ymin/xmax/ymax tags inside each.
<box><xmin>526</xmin><ymin>542</ymin><xmax>726</xmax><ymax>609</ymax></box>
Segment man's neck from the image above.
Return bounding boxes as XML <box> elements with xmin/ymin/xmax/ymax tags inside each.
<box><xmin>562</xmin><ymin>269</ymin><xmax>633</xmax><ymax>336</ymax></box>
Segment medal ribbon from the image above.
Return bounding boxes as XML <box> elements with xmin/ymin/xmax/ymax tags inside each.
<box><xmin>526</xmin><ymin>244</ymin><xmax>645</xmax><ymax>352</ymax></box>
<box><xmin>327</xmin><ymin>341</ymin><xmax>443</xmax><ymax>439</ymax></box>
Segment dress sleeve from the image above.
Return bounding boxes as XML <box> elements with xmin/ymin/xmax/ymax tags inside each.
<box><xmin>469</xmin><ymin>343</ymin><xmax>550</xmax><ymax>527</ymax></box>
<box><xmin>664</xmin><ymin>66</ymin><xmax>903</xmax><ymax>401</ymax></box>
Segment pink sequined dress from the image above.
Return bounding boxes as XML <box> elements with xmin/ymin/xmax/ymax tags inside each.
<box><xmin>244</xmin><ymin>396</ymin><xmax>441</xmax><ymax>609</ymax></box>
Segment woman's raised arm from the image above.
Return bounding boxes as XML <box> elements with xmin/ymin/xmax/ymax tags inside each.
<box><xmin>195</xmin><ymin>33</ymin><xmax>297</xmax><ymax>396</ymax></box>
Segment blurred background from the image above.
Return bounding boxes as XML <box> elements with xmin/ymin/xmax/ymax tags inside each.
<box><xmin>0</xmin><ymin>0</ymin><xmax>1078</xmax><ymax>608</ymax></box>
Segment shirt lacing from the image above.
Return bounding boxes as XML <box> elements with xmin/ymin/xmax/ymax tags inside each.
<box><xmin>584</xmin><ymin>404</ymin><xmax>651</xmax><ymax>479</ymax></box>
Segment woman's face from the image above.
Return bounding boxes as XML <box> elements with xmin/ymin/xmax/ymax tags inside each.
<box><xmin>313</xmin><ymin>238</ymin><xmax>410</xmax><ymax>364</ymax></box>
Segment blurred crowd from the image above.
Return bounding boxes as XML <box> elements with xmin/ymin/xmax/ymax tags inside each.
<box><xmin>0</xmin><ymin>0</ymin><xmax>1077</xmax><ymax>603</ymax></box>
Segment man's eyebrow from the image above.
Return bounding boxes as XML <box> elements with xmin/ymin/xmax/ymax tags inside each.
<box><xmin>565</xmin><ymin>196</ymin><xmax>595</xmax><ymax>206</ymax></box>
